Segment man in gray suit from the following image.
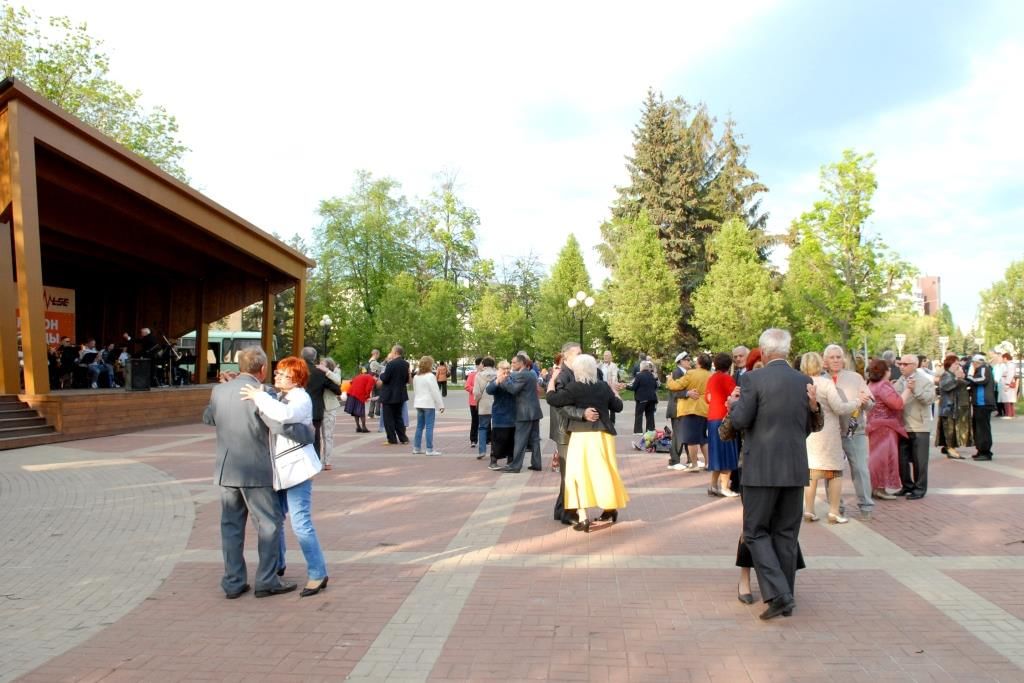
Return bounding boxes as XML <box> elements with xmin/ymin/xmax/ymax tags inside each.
<box><xmin>202</xmin><ymin>347</ymin><xmax>296</xmax><ymax>599</ymax></box>
<box><xmin>500</xmin><ymin>352</ymin><xmax>543</xmax><ymax>473</ymax></box>
<box><xmin>727</xmin><ymin>329</ymin><xmax>820</xmax><ymax>620</ymax></box>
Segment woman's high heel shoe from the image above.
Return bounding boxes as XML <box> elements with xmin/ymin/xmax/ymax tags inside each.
<box><xmin>593</xmin><ymin>510</ymin><xmax>618</xmax><ymax>523</ymax></box>
<box><xmin>803</xmin><ymin>512</ymin><xmax>819</xmax><ymax>522</ymax></box>
<box><xmin>827</xmin><ymin>513</ymin><xmax>849</xmax><ymax>525</ymax></box>
<box><xmin>300</xmin><ymin>576</ymin><xmax>329</xmax><ymax>597</ymax></box>
<box><xmin>737</xmin><ymin>583</ymin><xmax>754</xmax><ymax>605</ymax></box>
<box><xmin>707</xmin><ymin>485</ymin><xmax>721</xmax><ymax>497</ymax></box>
<box><xmin>573</xmin><ymin>519</ymin><xmax>591</xmax><ymax>533</ymax></box>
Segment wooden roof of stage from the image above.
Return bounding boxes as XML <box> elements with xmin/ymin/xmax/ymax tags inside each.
<box><xmin>0</xmin><ymin>78</ymin><xmax>315</xmax><ymax>396</ymax></box>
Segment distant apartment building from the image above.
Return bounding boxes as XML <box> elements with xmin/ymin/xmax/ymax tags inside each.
<box><xmin>915</xmin><ymin>276</ymin><xmax>941</xmax><ymax>316</ymax></box>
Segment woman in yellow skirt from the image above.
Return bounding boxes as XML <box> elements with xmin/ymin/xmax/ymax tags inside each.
<box><xmin>545</xmin><ymin>354</ymin><xmax>628</xmax><ymax>532</ymax></box>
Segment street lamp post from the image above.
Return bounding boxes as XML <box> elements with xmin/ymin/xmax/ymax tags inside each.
<box><xmin>895</xmin><ymin>333</ymin><xmax>907</xmax><ymax>357</ymax></box>
<box><xmin>938</xmin><ymin>335</ymin><xmax>949</xmax><ymax>360</ymax></box>
<box><xmin>320</xmin><ymin>314</ymin><xmax>332</xmax><ymax>358</ymax></box>
<box><xmin>975</xmin><ymin>336</ymin><xmax>986</xmax><ymax>354</ymax></box>
<box><xmin>567</xmin><ymin>291</ymin><xmax>595</xmax><ymax>349</ymax></box>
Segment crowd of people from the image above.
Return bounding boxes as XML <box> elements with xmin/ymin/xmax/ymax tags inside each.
<box><xmin>204</xmin><ymin>332</ymin><xmax>1018</xmax><ymax>621</ymax></box>
<box><xmin>45</xmin><ymin>327</ymin><xmax>188</xmax><ymax>389</ymax></box>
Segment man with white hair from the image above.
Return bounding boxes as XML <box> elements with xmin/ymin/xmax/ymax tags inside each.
<box><xmin>727</xmin><ymin>328</ymin><xmax>819</xmax><ymax>620</ymax></box>
<box><xmin>894</xmin><ymin>354</ymin><xmax>936</xmax><ymax>498</ymax></box>
<box><xmin>966</xmin><ymin>354</ymin><xmax>997</xmax><ymax>460</ymax></box>
<box><xmin>823</xmin><ymin>344</ymin><xmax>875</xmax><ymax>518</ymax></box>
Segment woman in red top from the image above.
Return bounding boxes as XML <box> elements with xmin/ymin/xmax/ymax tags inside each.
<box><xmin>704</xmin><ymin>352</ymin><xmax>739</xmax><ymax>497</ymax></box>
<box><xmin>345</xmin><ymin>368</ymin><xmax>377</xmax><ymax>433</ymax></box>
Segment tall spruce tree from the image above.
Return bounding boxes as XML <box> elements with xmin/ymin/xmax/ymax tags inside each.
<box><xmin>532</xmin><ymin>235</ymin><xmax>597</xmax><ymax>356</ymax></box>
<box><xmin>692</xmin><ymin>219</ymin><xmax>782</xmax><ymax>350</ymax></box>
<box><xmin>604</xmin><ymin>214</ymin><xmax>678</xmax><ymax>359</ymax></box>
<box><xmin>602</xmin><ymin>91</ymin><xmax>767</xmax><ymax>346</ymax></box>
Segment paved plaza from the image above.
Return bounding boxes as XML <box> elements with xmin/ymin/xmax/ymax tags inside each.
<box><xmin>3</xmin><ymin>397</ymin><xmax>1024</xmax><ymax>682</ymax></box>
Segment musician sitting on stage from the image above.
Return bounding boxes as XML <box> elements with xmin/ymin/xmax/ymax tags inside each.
<box><xmin>81</xmin><ymin>338</ymin><xmax>117</xmax><ymax>389</ymax></box>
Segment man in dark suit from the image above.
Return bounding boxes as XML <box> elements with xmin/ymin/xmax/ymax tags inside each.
<box><xmin>378</xmin><ymin>344</ymin><xmax>411</xmax><ymax>445</ymax></box>
<box><xmin>727</xmin><ymin>328</ymin><xmax>819</xmax><ymax>620</ymax></box>
<box><xmin>300</xmin><ymin>346</ymin><xmax>340</xmax><ymax>460</ymax></box>
<box><xmin>202</xmin><ymin>347</ymin><xmax>295</xmax><ymax>599</ymax></box>
<box><xmin>500</xmin><ymin>352</ymin><xmax>543</xmax><ymax>473</ymax></box>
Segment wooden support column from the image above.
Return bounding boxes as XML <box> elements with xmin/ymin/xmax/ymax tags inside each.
<box><xmin>195</xmin><ymin>279</ymin><xmax>208</xmax><ymax>383</ymax></box>
<box><xmin>292</xmin><ymin>277</ymin><xmax>305</xmax><ymax>355</ymax></box>
<box><xmin>260</xmin><ymin>280</ymin><xmax>275</xmax><ymax>360</ymax></box>
<box><xmin>7</xmin><ymin>101</ymin><xmax>48</xmax><ymax>395</ymax></box>
<box><xmin>0</xmin><ymin>220</ymin><xmax>21</xmax><ymax>394</ymax></box>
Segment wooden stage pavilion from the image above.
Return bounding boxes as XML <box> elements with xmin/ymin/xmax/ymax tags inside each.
<box><xmin>0</xmin><ymin>78</ymin><xmax>314</xmax><ymax>448</ymax></box>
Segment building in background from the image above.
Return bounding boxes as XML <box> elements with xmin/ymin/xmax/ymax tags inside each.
<box><xmin>915</xmin><ymin>276</ymin><xmax>941</xmax><ymax>316</ymax></box>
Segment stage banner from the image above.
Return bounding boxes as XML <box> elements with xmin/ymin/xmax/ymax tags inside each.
<box><xmin>15</xmin><ymin>286</ymin><xmax>76</xmax><ymax>346</ymax></box>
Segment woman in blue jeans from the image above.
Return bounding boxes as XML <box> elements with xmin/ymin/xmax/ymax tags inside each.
<box><xmin>412</xmin><ymin>356</ymin><xmax>446</xmax><ymax>455</ymax></box>
<box><xmin>240</xmin><ymin>355</ymin><xmax>328</xmax><ymax>597</ymax></box>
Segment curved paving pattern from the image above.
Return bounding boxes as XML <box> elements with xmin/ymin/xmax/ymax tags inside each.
<box><xmin>0</xmin><ymin>442</ymin><xmax>194</xmax><ymax>682</ymax></box>
<box><xmin>4</xmin><ymin>404</ymin><xmax>1024</xmax><ymax>682</ymax></box>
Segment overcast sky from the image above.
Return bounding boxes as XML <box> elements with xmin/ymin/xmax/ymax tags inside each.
<box><xmin>25</xmin><ymin>0</ymin><xmax>1024</xmax><ymax>331</ymax></box>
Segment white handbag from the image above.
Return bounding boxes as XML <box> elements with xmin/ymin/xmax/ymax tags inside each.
<box><xmin>271</xmin><ymin>441</ymin><xmax>322</xmax><ymax>491</ymax></box>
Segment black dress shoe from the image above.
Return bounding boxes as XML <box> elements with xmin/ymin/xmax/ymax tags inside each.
<box><xmin>276</xmin><ymin>566</ymin><xmax>286</xmax><ymax>577</ymax></box>
<box><xmin>907</xmin><ymin>492</ymin><xmax>925</xmax><ymax>500</ymax></box>
<box><xmin>500</xmin><ymin>466</ymin><xmax>521</xmax><ymax>473</ymax></box>
<box><xmin>759</xmin><ymin>594</ymin><xmax>795</xmax><ymax>620</ymax></box>
<box><xmin>560</xmin><ymin>517</ymin><xmax>575</xmax><ymax>525</ymax></box>
<box><xmin>972</xmin><ymin>454</ymin><xmax>993</xmax><ymax>461</ymax></box>
<box><xmin>255</xmin><ymin>581</ymin><xmax>297</xmax><ymax>598</ymax></box>
<box><xmin>225</xmin><ymin>583</ymin><xmax>250</xmax><ymax>599</ymax></box>
<box><xmin>737</xmin><ymin>584</ymin><xmax>754</xmax><ymax>605</ymax></box>
<box><xmin>300</xmin><ymin>576</ymin><xmax>329</xmax><ymax>597</ymax></box>
<box><xmin>594</xmin><ymin>510</ymin><xmax>619</xmax><ymax>523</ymax></box>
<box><xmin>893</xmin><ymin>488</ymin><xmax>912</xmax><ymax>497</ymax></box>
<box><xmin>573</xmin><ymin>519</ymin><xmax>591</xmax><ymax>533</ymax></box>
<box><xmin>527</xmin><ymin>466</ymin><xmax>542</xmax><ymax>471</ymax></box>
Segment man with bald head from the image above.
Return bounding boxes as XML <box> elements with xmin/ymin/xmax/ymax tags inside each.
<box><xmin>824</xmin><ymin>345</ymin><xmax>874</xmax><ymax>519</ymax></box>
<box><xmin>894</xmin><ymin>354</ymin><xmax>936</xmax><ymax>500</ymax></box>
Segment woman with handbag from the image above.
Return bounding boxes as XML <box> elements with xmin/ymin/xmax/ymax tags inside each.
<box><xmin>999</xmin><ymin>352</ymin><xmax>1018</xmax><ymax>418</ymax></box>
<box><xmin>240</xmin><ymin>356</ymin><xmax>329</xmax><ymax>598</ymax></box>
<box><xmin>936</xmin><ymin>354</ymin><xmax>973</xmax><ymax>458</ymax></box>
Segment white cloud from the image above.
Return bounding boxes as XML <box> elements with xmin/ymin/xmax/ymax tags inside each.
<box><xmin>23</xmin><ymin>0</ymin><xmax>781</xmax><ymax>286</ymax></box>
<box><xmin>766</xmin><ymin>41</ymin><xmax>1024</xmax><ymax>329</ymax></box>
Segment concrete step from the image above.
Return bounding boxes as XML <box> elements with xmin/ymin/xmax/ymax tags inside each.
<box><xmin>0</xmin><ymin>415</ymin><xmax>47</xmax><ymax>428</ymax></box>
<box><xmin>0</xmin><ymin>424</ymin><xmax>55</xmax><ymax>438</ymax></box>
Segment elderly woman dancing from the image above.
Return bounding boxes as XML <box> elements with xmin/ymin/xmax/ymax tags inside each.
<box><xmin>240</xmin><ymin>356</ymin><xmax>329</xmax><ymax>597</ymax></box>
<box><xmin>546</xmin><ymin>354</ymin><xmax>628</xmax><ymax>532</ymax></box>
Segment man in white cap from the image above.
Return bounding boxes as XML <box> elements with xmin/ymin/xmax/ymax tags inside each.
<box><xmin>967</xmin><ymin>354</ymin><xmax>997</xmax><ymax>460</ymax></box>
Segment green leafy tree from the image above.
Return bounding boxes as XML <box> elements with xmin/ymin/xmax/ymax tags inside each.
<box><xmin>416</xmin><ymin>172</ymin><xmax>480</xmax><ymax>285</ymax></box>
<box><xmin>0</xmin><ymin>4</ymin><xmax>189</xmax><ymax>180</ymax></box>
<box><xmin>692</xmin><ymin>218</ymin><xmax>783</xmax><ymax>351</ymax></box>
<box><xmin>980</xmin><ymin>260</ymin><xmax>1024</xmax><ymax>360</ymax></box>
<box><xmin>372</xmin><ymin>273</ymin><xmax>423</xmax><ymax>355</ymax></box>
<box><xmin>864</xmin><ymin>312</ymin><xmax>940</xmax><ymax>360</ymax></box>
<box><xmin>783</xmin><ymin>150</ymin><xmax>913</xmax><ymax>351</ymax></box>
<box><xmin>467</xmin><ymin>288</ymin><xmax>529</xmax><ymax>360</ymax></box>
<box><xmin>418</xmin><ymin>279</ymin><xmax>463</xmax><ymax>363</ymax></box>
<box><xmin>532</xmin><ymin>234</ymin><xmax>596</xmax><ymax>356</ymax></box>
<box><xmin>604</xmin><ymin>214</ymin><xmax>678</xmax><ymax>358</ymax></box>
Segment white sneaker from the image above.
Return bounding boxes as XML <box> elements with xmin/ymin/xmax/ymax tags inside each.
<box><xmin>90</xmin><ymin>382</ymin><xmax>98</xmax><ymax>389</ymax></box>
<box><xmin>668</xmin><ymin>463</ymin><xmax>687</xmax><ymax>470</ymax></box>
<box><xmin>426</xmin><ymin>450</ymin><xmax>442</xmax><ymax>456</ymax></box>
<box><xmin>720</xmin><ymin>488</ymin><xmax>740</xmax><ymax>498</ymax></box>
<box><xmin>411</xmin><ymin>449</ymin><xmax>424</xmax><ymax>455</ymax></box>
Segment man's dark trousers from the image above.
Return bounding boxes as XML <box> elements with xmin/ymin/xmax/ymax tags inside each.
<box><xmin>634</xmin><ymin>400</ymin><xmax>656</xmax><ymax>434</ymax></box>
<box><xmin>220</xmin><ymin>486</ymin><xmax>284</xmax><ymax>594</ymax></box>
<box><xmin>973</xmin><ymin>405</ymin><xmax>994</xmax><ymax>455</ymax></box>
<box><xmin>898</xmin><ymin>432</ymin><xmax>930</xmax><ymax>495</ymax></box>
<box><xmin>741</xmin><ymin>485</ymin><xmax>802</xmax><ymax>603</ymax></box>
<box><xmin>508</xmin><ymin>420</ymin><xmax>541</xmax><ymax>471</ymax></box>
<box><xmin>383</xmin><ymin>403</ymin><xmax>408</xmax><ymax>444</ymax></box>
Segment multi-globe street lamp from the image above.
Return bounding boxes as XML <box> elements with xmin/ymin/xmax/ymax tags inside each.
<box><xmin>894</xmin><ymin>333</ymin><xmax>907</xmax><ymax>357</ymax></box>
<box><xmin>320</xmin><ymin>314</ymin><xmax>332</xmax><ymax>357</ymax></box>
<box><xmin>567</xmin><ymin>291</ymin><xmax>595</xmax><ymax>348</ymax></box>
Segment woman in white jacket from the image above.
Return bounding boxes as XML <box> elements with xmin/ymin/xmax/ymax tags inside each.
<box><xmin>240</xmin><ymin>356</ymin><xmax>328</xmax><ymax>597</ymax></box>
<box><xmin>412</xmin><ymin>356</ymin><xmax>445</xmax><ymax>455</ymax></box>
<box><xmin>799</xmin><ymin>352</ymin><xmax>869</xmax><ymax>524</ymax></box>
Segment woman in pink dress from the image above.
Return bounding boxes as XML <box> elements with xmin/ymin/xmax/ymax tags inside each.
<box><xmin>866</xmin><ymin>358</ymin><xmax>906</xmax><ymax>499</ymax></box>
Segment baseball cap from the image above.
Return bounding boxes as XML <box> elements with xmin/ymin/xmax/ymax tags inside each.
<box><xmin>971</xmin><ymin>354</ymin><xmax>986</xmax><ymax>362</ymax></box>
<box><xmin>674</xmin><ymin>352</ymin><xmax>689</xmax><ymax>363</ymax></box>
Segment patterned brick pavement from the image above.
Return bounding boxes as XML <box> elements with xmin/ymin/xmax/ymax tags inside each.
<box><xmin>3</xmin><ymin>398</ymin><xmax>1024</xmax><ymax>682</ymax></box>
